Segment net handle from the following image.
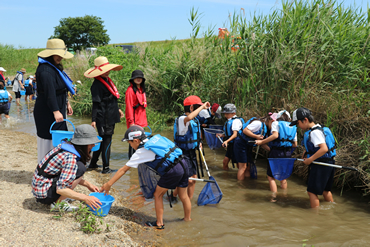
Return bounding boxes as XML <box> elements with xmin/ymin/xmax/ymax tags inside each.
<box><xmin>296</xmin><ymin>159</ymin><xmax>358</xmax><ymax>171</ymax></box>
<box><xmin>189</xmin><ymin>178</ymin><xmax>215</xmax><ymax>183</ymax></box>
<box><xmin>199</xmin><ymin>148</ymin><xmax>211</xmax><ymax>177</ymax></box>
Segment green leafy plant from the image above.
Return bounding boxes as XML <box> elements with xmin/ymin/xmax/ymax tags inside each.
<box><xmin>74</xmin><ymin>203</ymin><xmax>105</xmax><ymax>234</ymax></box>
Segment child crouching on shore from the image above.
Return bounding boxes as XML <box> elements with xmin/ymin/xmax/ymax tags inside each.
<box><xmin>100</xmin><ymin>126</ymin><xmax>192</xmax><ymax>230</ymax></box>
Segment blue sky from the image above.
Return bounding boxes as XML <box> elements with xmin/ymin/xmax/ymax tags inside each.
<box><xmin>1</xmin><ymin>0</ymin><xmax>368</xmax><ymax>48</ymax></box>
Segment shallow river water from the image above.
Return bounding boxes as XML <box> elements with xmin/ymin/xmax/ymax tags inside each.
<box><xmin>3</xmin><ymin>91</ymin><xmax>370</xmax><ymax>246</ymax></box>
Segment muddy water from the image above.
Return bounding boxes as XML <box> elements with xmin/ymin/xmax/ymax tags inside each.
<box><xmin>4</xmin><ymin>90</ymin><xmax>370</xmax><ymax>246</ymax></box>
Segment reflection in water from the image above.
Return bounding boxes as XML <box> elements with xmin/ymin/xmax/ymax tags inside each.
<box><xmin>6</xmin><ymin>89</ymin><xmax>370</xmax><ymax>246</ymax></box>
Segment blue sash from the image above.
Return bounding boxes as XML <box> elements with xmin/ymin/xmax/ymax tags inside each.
<box><xmin>38</xmin><ymin>57</ymin><xmax>75</xmax><ymax>95</ymax></box>
<box><xmin>16</xmin><ymin>71</ymin><xmax>24</xmax><ymax>84</ymax></box>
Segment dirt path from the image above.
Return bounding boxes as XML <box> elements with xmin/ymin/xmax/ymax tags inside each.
<box><xmin>0</xmin><ymin>129</ymin><xmax>158</xmax><ymax>246</ymax></box>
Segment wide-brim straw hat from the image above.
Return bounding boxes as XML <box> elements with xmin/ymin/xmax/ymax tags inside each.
<box><xmin>37</xmin><ymin>39</ymin><xmax>74</xmax><ymax>59</ymax></box>
<box><xmin>84</xmin><ymin>56</ymin><xmax>123</xmax><ymax>78</ymax></box>
<box><xmin>20</xmin><ymin>68</ymin><xmax>26</xmax><ymax>73</ymax></box>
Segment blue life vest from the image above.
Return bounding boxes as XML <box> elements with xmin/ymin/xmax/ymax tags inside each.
<box><xmin>269</xmin><ymin>121</ymin><xmax>297</xmax><ymax>148</ymax></box>
<box><xmin>196</xmin><ymin>109</ymin><xmax>212</xmax><ymax>125</ymax></box>
<box><xmin>24</xmin><ymin>79</ymin><xmax>30</xmax><ymax>87</ymax></box>
<box><xmin>174</xmin><ymin>115</ymin><xmax>201</xmax><ymax>150</ymax></box>
<box><xmin>223</xmin><ymin>116</ymin><xmax>245</xmax><ymax>143</ymax></box>
<box><xmin>142</xmin><ymin>134</ymin><xmax>182</xmax><ymax>176</ymax></box>
<box><xmin>38</xmin><ymin>57</ymin><xmax>75</xmax><ymax>95</ymax></box>
<box><xmin>303</xmin><ymin>125</ymin><xmax>336</xmax><ymax>160</ymax></box>
<box><xmin>0</xmin><ymin>90</ymin><xmax>8</xmax><ymax>103</ymax></box>
<box><xmin>238</xmin><ymin>117</ymin><xmax>267</xmax><ymax>145</ymax></box>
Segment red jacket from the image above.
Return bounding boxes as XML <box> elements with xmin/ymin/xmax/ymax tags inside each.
<box><xmin>125</xmin><ymin>85</ymin><xmax>147</xmax><ymax>128</ymax></box>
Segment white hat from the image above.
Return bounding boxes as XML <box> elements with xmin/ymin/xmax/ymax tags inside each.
<box><xmin>278</xmin><ymin>110</ymin><xmax>291</xmax><ymax>120</ymax></box>
<box><xmin>77</xmin><ymin>80</ymin><xmax>82</xmax><ymax>84</ymax></box>
<box><xmin>29</xmin><ymin>76</ymin><xmax>34</xmax><ymax>79</ymax></box>
<box><xmin>0</xmin><ymin>67</ymin><xmax>6</xmax><ymax>72</ymax></box>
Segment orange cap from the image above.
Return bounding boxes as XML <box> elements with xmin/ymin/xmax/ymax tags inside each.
<box><xmin>183</xmin><ymin>95</ymin><xmax>203</xmax><ymax>106</ymax></box>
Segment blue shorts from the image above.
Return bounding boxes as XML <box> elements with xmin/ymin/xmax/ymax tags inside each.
<box><xmin>233</xmin><ymin>137</ymin><xmax>253</xmax><ymax>164</ymax></box>
<box><xmin>157</xmin><ymin>159</ymin><xmax>189</xmax><ymax>190</ymax></box>
<box><xmin>307</xmin><ymin>160</ymin><xmax>335</xmax><ymax>195</ymax></box>
<box><xmin>182</xmin><ymin>149</ymin><xmax>198</xmax><ymax>176</ymax></box>
<box><xmin>267</xmin><ymin>148</ymin><xmax>292</xmax><ymax>177</ymax></box>
<box><xmin>225</xmin><ymin>142</ymin><xmax>236</xmax><ymax>163</ymax></box>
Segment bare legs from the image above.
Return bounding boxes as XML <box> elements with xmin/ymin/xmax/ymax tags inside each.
<box><xmin>308</xmin><ymin>191</ymin><xmax>334</xmax><ymax>208</ymax></box>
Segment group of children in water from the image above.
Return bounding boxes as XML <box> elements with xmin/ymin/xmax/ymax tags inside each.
<box><xmin>29</xmin><ymin>43</ymin><xmax>337</xmax><ymax>230</ymax></box>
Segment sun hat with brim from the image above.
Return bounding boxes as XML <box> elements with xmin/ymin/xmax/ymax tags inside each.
<box><xmin>289</xmin><ymin>107</ymin><xmax>312</xmax><ymax>126</ymax></box>
<box><xmin>71</xmin><ymin>124</ymin><xmax>102</xmax><ymax>145</ymax></box>
<box><xmin>84</xmin><ymin>56</ymin><xmax>123</xmax><ymax>78</ymax></box>
<box><xmin>183</xmin><ymin>95</ymin><xmax>203</xmax><ymax>106</ymax></box>
<box><xmin>0</xmin><ymin>67</ymin><xmax>6</xmax><ymax>72</ymax></box>
<box><xmin>37</xmin><ymin>39</ymin><xmax>74</xmax><ymax>59</ymax></box>
<box><xmin>278</xmin><ymin>110</ymin><xmax>291</xmax><ymax>120</ymax></box>
<box><xmin>20</xmin><ymin>68</ymin><xmax>26</xmax><ymax>73</ymax></box>
<box><xmin>129</xmin><ymin>70</ymin><xmax>146</xmax><ymax>83</ymax></box>
<box><xmin>122</xmin><ymin>125</ymin><xmax>146</xmax><ymax>142</ymax></box>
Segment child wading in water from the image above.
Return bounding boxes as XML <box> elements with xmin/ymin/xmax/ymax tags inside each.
<box><xmin>100</xmin><ymin>126</ymin><xmax>191</xmax><ymax>230</ymax></box>
<box><xmin>290</xmin><ymin>107</ymin><xmax>336</xmax><ymax>208</ymax></box>
<box><xmin>173</xmin><ymin>96</ymin><xmax>210</xmax><ymax>200</ymax></box>
<box><xmin>0</xmin><ymin>80</ymin><xmax>12</xmax><ymax>121</ymax></box>
<box><xmin>234</xmin><ymin>114</ymin><xmax>275</xmax><ymax>180</ymax></box>
<box><xmin>217</xmin><ymin>104</ymin><xmax>244</xmax><ymax>170</ymax></box>
<box><xmin>255</xmin><ymin>111</ymin><xmax>297</xmax><ymax>199</ymax></box>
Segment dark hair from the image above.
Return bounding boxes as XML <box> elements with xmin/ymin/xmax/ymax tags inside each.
<box><xmin>0</xmin><ymin>80</ymin><xmax>4</xmax><ymax>89</ymax></box>
<box><xmin>43</xmin><ymin>55</ymin><xmax>64</xmax><ymax>71</ymax></box>
<box><xmin>307</xmin><ymin>115</ymin><xmax>315</xmax><ymax>123</ymax></box>
<box><xmin>184</xmin><ymin>105</ymin><xmax>191</xmax><ymax>113</ymax></box>
<box><xmin>63</xmin><ymin>141</ymin><xmax>91</xmax><ymax>165</ymax></box>
<box><xmin>130</xmin><ymin>80</ymin><xmax>146</xmax><ymax>94</ymax></box>
<box><xmin>184</xmin><ymin>104</ymin><xmax>201</xmax><ymax>113</ymax></box>
<box><xmin>277</xmin><ymin>112</ymin><xmax>291</xmax><ymax>122</ymax></box>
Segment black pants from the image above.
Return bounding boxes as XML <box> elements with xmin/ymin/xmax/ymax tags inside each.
<box><xmin>90</xmin><ymin>124</ymin><xmax>115</xmax><ymax>169</ymax></box>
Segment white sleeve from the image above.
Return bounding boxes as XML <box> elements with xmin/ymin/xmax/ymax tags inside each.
<box><xmin>178</xmin><ymin>116</ymin><xmax>190</xmax><ymax>135</ymax></box>
<box><xmin>271</xmin><ymin>121</ymin><xmax>279</xmax><ymax>133</ymax></box>
<box><xmin>231</xmin><ymin>119</ymin><xmax>242</xmax><ymax>131</ymax></box>
<box><xmin>294</xmin><ymin>132</ymin><xmax>297</xmax><ymax>142</ymax></box>
<box><xmin>198</xmin><ymin>109</ymin><xmax>210</xmax><ymax>118</ymax></box>
<box><xmin>125</xmin><ymin>148</ymin><xmax>156</xmax><ymax>168</ymax></box>
<box><xmin>7</xmin><ymin>91</ymin><xmax>11</xmax><ymax>97</ymax></box>
<box><xmin>247</xmin><ymin>120</ymin><xmax>261</xmax><ymax>133</ymax></box>
<box><xmin>310</xmin><ymin>130</ymin><xmax>326</xmax><ymax>147</ymax></box>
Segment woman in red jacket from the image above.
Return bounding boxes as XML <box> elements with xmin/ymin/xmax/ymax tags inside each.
<box><xmin>125</xmin><ymin>70</ymin><xmax>148</xmax><ymax>157</ymax></box>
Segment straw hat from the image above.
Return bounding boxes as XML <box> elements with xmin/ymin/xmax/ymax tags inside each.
<box><xmin>20</xmin><ymin>68</ymin><xmax>26</xmax><ymax>73</ymax></box>
<box><xmin>37</xmin><ymin>39</ymin><xmax>74</xmax><ymax>59</ymax></box>
<box><xmin>84</xmin><ymin>56</ymin><xmax>123</xmax><ymax>78</ymax></box>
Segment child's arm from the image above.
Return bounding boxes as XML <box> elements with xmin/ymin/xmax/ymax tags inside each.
<box><xmin>100</xmin><ymin>165</ymin><xmax>131</xmax><ymax>195</ymax></box>
<box><xmin>242</xmin><ymin>127</ymin><xmax>264</xmax><ymax>140</ymax></box>
<box><xmin>184</xmin><ymin>102</ymin><xmax>210</xmax><ymax>125</ymax></box>
<box><xmin>255</xmin><ymin>131</ymin><xmax>278</xmax><ymax>146</ymax></box>
<box><xmin>223</xmin><ymin>130</ymin><xmax>238</xmax><ymax>147</ymax></box>
<box><xmin>303</xmin><ymin>143</ymin><xmax>328</xmax><ymax>165</ymax></box>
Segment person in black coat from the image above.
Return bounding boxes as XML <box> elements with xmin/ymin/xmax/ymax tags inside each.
<box><xmin>84</xmin><ymin>56</ymin><xmax>124</xmax><ymax>174</ymax></box>
<box><xmin>33</xmin><ymin>39</ymin><xmax>75</xmax><ymax>163</ymax></box>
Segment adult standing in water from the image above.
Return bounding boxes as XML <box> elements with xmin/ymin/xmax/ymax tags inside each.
<box><xmin>12</xmin><ymin>68</ymin><xmax>26</xmax><ymax>106</ymax></box>
<box><xmin>34</xmin><ymin>39</ymin><xmax>75</xmax><ymax>163</ymax></box>
<box><xmin>84</xmin><ymin>56</ymin><xmax>124</xmax><ymax>174</ymax></box>
<box><xmin>125</xmin><ymin>70</ymin><xmax>147</xmax><ymax>158</ymax></box>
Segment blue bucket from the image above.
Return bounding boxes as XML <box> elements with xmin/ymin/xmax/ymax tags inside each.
<box><xmin>91</xmin><ymin>136</ymin><xmax>103</xmax><ymax>152</ymax></box>
<box><xmin>209</xmin><ymin>125</ymin><xmax>223</xmax><ymax>130</ymax></box>
<box><xmin>49</xmin><ymin>119</ymin><xmax>75</xmax><ymax>147</ymax></box>
<box><xmin>268</xmin><ymin>158</ymin><xmax>296</xmax><ymax>181</ymax></box>
<box><xmin>88</xmin><ymin>192</ymin><xmax>115</xmax><ymax>217</ymax></box>
<box><xmin>204</xmin><ymin>128</ymin><xmax>224</xmax><ymax>150</ymax></box>
<box><xmin>20</xmin><ymin>90</ymin><xmax>26</xmax><ymax>96</ymax></box>
<box><xmin>144</xmin><ymin>126</ymin><xmax>152</xmax><ymax>137</ymax></box>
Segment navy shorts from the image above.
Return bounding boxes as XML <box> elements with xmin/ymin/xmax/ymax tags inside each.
<box><xmin>36</xmin><ymin>161</ymin><xmax>87</xmax><ymax>204</ymax></box>
<box><xmin>157</xmin><ymin>159</ymin><xmax>189</xmax><ymax>190</ymax></box>
<box><xmin>14</xmin><ymin>91</ymin><xmax>21</xmax><ymax>99</ymax></box>
<box><xmin>225</xmin><ymin>142</ymin><xmax>236</xmax><ymax>163</ymax></box>
<box><xmin>25</xmin><ymin>86</ymin><xmax>33</xmax><ymax>95</ymax></box>
<box><xmin>0</xmin><ymin>103</ymin><xmax>9</xmax><ymax>115</ymax></box>
<box><xmin>307</xmin><ymin>160</ymin><xmax>335</xmax><ymax>195</ymax></box>
<box><xmin>182</xmin><ymin>149</ymin><xmax>198</xmax><ymax>176</ymax></box>
<box><xmin>233</xmin><ymin>137</ymin><xmax>253</xmax><ymax>164</ymax></box>
<box><xmin>267</xmin><ymin>148</ymin><xmax>292</xmax><ymax>177</ymax></box>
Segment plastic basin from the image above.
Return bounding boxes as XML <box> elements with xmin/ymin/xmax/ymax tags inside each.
<box><xmin>87</xmin><ymin>192</ymin><xmax>115</xmax><ymax>217</ymax></box>
<box><xmin>91</xmin><ymin>136</ymin><xmax>102</xmax><ymax>152</ymax></box>
<box><xmin>49</xmin><ymin>119</ymin><xmax>75</xmax><ymax>147</ymax></box>
<box><xmin>20</xmin><ymin>90</ymin><xmax>26</xmax><ymax>95</ymax></box>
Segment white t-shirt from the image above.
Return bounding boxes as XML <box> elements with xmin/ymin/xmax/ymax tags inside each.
<box><xmin>247</xmin><ymin>120</ymin><xmax>263</xmax><ymax>133</ymax></box>
<box><xmin>125</xmin><ymin>147</ymin><xmax>156</xmax><ymax>168</ymax></box>
<box><xmin>271</xmin><ymin>121</ymin><xmax>298</xmax><ymax>141</ymax></box>
<box><xmin>177</xmin><ymin>115</ymin><xmax>190</xmax><ymax>135</ymax></box>
<box><xmin>228</xmin><ymin>116</ymin><xmax>243</xmax><ymax>131</ymax></box>
<box><xmin>199</xmin><ymin>109</ymin><xmax>210</xmax><ymax>119</ymax></box>
<box><xmin>309</xmin><ymin>124</ymin><xmax>326</xmax><ymax>147</ymax></box>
